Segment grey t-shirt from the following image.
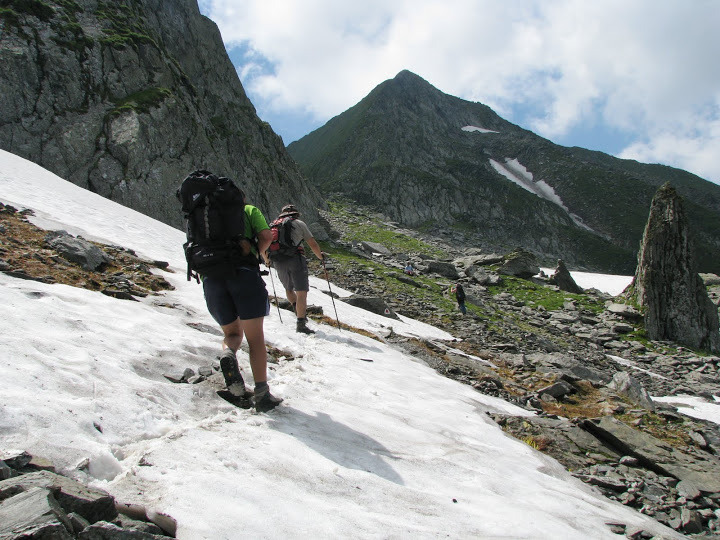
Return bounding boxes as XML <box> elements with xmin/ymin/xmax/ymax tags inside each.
<box><xmin>289</xmin><ymin>218</ymin><xmax>313</xmax><ymax>247</ymax></box>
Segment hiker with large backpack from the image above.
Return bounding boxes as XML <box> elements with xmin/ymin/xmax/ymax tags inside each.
<box><xmin>267</xmin><ymin>204</ymin><xmax>325</xmax><ymax>334</ymax></box>
<box><xmin>177</xmin><ymin>170</ymin><xmax>282</xmax><ymax>412</ymax></box>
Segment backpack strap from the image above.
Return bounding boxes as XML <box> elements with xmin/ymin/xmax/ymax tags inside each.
<box><xmin>284</xmin><ymin>217</ymin><xmax>304</xmax><ymax>254</ymax></box>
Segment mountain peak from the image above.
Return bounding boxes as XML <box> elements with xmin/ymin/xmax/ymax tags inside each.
<box><xmin>393</xmin><ymin>69</ymin><xmax>426</xmax><ymax>83</ymax></box>
<box><xmin>288</xmin><ymin>69</ymin><xmax>720</xmax><ymax>274</ymax></box>
<box><xmin>389</xmin><ymin>70</ymin><xmax>435</xmax><ymax>91</ymax></box>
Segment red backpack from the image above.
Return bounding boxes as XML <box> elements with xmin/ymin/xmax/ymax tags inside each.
<box><xmin>268</xmin><ymin>216</ymin><xmax>304</xmax><ymax>259</ymax></box>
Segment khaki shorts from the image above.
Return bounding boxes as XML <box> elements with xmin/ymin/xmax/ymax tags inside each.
<box><xmin>274</xmin><ymin>255</ymin><xmax>309</xmax><ymax>292</ymax></box>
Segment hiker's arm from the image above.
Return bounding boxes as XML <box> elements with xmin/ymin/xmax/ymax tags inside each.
<box><xmin>257</xmin><ymin>229</ymin><xmax>272</xmax><ymax>260</ymax></box>
<box><xmin>306</xmin><ymin>237</ymin><xmax>324</xmax><ymax>260</ymax></box>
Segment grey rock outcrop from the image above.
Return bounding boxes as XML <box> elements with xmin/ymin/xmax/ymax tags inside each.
<box><xmin>497</xmin><ymin>248</ymin><xmax>539</xmax><ymax>279</ymax></box>
<box><xmin>342</xmin><ymin>295</ymin><xmax>400</xmax><ymax>320</ymax></box>
<box><xmin>581</xmin><ymin>416</ymin><xmax>720</xmax><ymax>493</ymax></box>
<box><xmin>360</xmin><ymin>241</ymin><xmax>392</xmax><ymax>256</ymax></box>
<box><xmin>627</xmin><ymin>183</ymin><xmax>720</xmax><ymax>352</ymax></box>
<box><xmin>549</xmin><ymin>259</ymin><xmax>583</xmax><ymax>294</ymax></box>
<box><xmin>465</xmin><ymin>264</ymin><xmax>501</xmax><ymax>285</ymax></box>
<box><xmin>607</xmin><ymin>371</ymin><xmax>655</xmax><ymax>411</ymax></box>
<box><xmin>0</xmin><ymin>486</ymin><xmax>75</xmax><ymax>539</ymax></box>
<box><xmin>0</xmin><ymin>0</ymin><xmax>325</xmax><ymax>229</ymax></box>
<box><xmin>0</xmin><ymin>465</ymin><xmax>175</xmax><ymax>539</ymax></box>
<box><xmin>425</xmin><ymin>260</ymin><xmax>459</xmax><ymax>279</ymax></box>
<box><xmin>45</xmin><ymin>231</ymin><xmax>110</xmax><ymax>271</ymax></box>
<box><xmin>605</xmin><ymin>303</ymin><xmax>643</xmax><ymax>322</ymax></box>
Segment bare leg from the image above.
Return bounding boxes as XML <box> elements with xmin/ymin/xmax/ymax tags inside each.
<box><xmin>295</xmin><ymin>290</ymin><xmax>308</xmax><ymax>319</ymax></box>
<box><xmin>220</xmin><ymin>319</ymin><xmax>244</xmax><ymax>351</ymax></box>
<box><xmin>239</xmin><ymin>317</ymin><xmax>267</xmax><ymax>384</ymax></box>
<box><xmin>285</xmin><ymin>289</ymin><xmax>297</xmax><ymax>310</ymax></box>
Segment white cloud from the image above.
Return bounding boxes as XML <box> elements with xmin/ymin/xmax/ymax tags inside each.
<box><xmin>620</xmin><ymin>114</ymin><xmax>720</xmax><ymax>181</ymax></box>
<box><xmin>201</xmin><ymin>0</ymin><xmax>720</xmax><ymax>183</ymax></box>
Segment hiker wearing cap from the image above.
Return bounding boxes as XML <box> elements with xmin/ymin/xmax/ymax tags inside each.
<box><xmin>267</xmin><ymin>204</ymin><xmax>325</xmax><ymax>334</ymax></box>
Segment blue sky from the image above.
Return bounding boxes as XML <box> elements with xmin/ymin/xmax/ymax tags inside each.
<box><xmin>198</xmin><ymin>0</ymin><xmax>720</xmax><ymax>185</ymax></box>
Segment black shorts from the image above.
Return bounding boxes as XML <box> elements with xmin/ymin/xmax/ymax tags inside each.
<box><xmin>274</xmin><ymin>255</ymin><xmax>309</xmax><ymax>292</ymax></box>
<box><xmin>203</xmin><ymin>267</ymin><xmax>270</xmax><ymax>325</ymax></box>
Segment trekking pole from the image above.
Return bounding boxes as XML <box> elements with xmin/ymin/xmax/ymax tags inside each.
<box><xmin>321</xmin><ymin>256</ymin><xmax>342</xmax><ymax>331</ymax></box>
<box><xmin>266</xmin><ymin>261</ymin><xmax>283</xmax><ymax>323</ymax></box>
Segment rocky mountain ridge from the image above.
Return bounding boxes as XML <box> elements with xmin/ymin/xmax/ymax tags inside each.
<box><xmin>289</xmin><ymin>70</ymin><xmax>720</xmax><ymax>275</ymax></box>
<box><xmin>0</xmin><ymin>0</ymin><xmax>324</xmax><ymax>228</ymax></box>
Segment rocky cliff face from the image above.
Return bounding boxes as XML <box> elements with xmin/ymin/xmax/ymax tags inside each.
<box><xmin>288</xmin><ymin>70</ymin><xmax>720</xmax><ymax>274</ymax></box>
<box><xmin>0</xmin><ymin>0</ymin><xmax>324</xmax><ymax>228</ymax></box>
<box><xmin>628</xmin><ymin>183</ymin><xmax>720</xmax><ymax>352</ymax></box>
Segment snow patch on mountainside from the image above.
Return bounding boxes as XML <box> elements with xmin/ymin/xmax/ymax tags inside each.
<box><xmin>490</xmin><ymin>158</ymin><xmax>593</xmax><ymax>231</ymax></box>
<box><xmin>462</xmin><ymin>125</ymin><xmax>499</xmax><ymax>134</ymax></box>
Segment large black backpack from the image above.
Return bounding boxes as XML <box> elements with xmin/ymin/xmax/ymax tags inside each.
<box><xmin>176</xmin><ymin>170</ymin><xmax>257</xmax><ymax>281</ymax></box>
<box><xmin>268</xmin><ymin>216</ymin><xmax>304</xmax><ymax>260</ymax></box>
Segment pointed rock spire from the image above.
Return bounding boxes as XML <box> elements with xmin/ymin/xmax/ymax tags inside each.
<box><xmin>628</xmin><ymin>183</ymin><xmax>719</xmax><ymax>352</ymax></box>
<box><xmin>549</xmin><ymin>259</ymin><xmax>583</xmax><ymax>294</ymax></box>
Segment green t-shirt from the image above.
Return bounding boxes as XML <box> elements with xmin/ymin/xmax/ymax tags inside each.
<box><xmin>245</xmin><ymin>204</ymin><xmax>269</xmax><ymax>237</ymax></box>
<box><xmin>244</xmin><ymin>204</ymin><xmax>269</xmax><ymax>255</ymax></box>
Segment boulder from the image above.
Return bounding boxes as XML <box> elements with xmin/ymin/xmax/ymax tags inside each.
<box><xmin>45</xmin><ymin>231</ymin><xmax>110</xmax><ymax>271</ymax></box>
<box><xmin>465</xmin><ymin>265</ymin><xmax>501</xmax><ymax>285</ymax></box>
<box><xmin>342</xmin><ymin>295</ymin><xmax>400</xmax><ymax>320</ymax></box>
<box><xmin>549</xmin><ymin>259</ymin><xmax>583</xmax><ymax>294</ymax></box>
<box><xmin>425</xmin><ymin>260</ymin><xmax>459</xmax><ymax>279</ymax></box>
<box><xmin>563</xmin><ymin>365</ymin><xmax>611</xmax><ymax>386</ymax></box>
<box><xmin>498</xmin><ymin>249</ymin><xmax>539</xmax><ymax>279</ymax></box>
<box><xmin>0</xmin><ymin>470</ymin><xmax>118</xmax><ymax>524</ymax></box>
<box><xmin>389</xmin><ymin>273</ymin><xmax>423</xmax><ymax>288</ymax></box>
<box><xmin>607</xmin><ymin>372</ymin><xmax>655</xmax><ymax>411</ymax></box>
<box><xmin>606</xmin><ymin>303</ymin><xmax>642</xmax><ymax>322</ymax></box>
<box><xmin>453</xmin><ymin>253</ymin><xmax>504</xmax><ymax>269</ymax></box>
<box><xmin>359</xmin><ymin>241</ymin><xmax>392</xmax><ymax>256</ymax></box>
<box><xmin>536</xmin><ymin>380</ymin><xmax>576</xmax><ymax>399</ymax></box>
<box><xmin>0</xmin><ymin>486</ymin><xmax>73</xmax><ymax>539</ymax></box>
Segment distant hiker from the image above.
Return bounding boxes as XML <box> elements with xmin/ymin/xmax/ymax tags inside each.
<box><xmin>404</xmin><ymin>263</ymin><xmax>416</xmax><ymax>276</ymax></box>
<box><xmin>177</xmin><ymin>170</ymin><xmax>282</xmax><ymax>412</ymax></box>
<box><xmin>267</xmin><ymin>204</ymin><xmax>325</xmax><ymax>334</ymax></box>
<box><xmin>452</xmin><ymin>282</ymin><xmax>467</xmax><ymax>315</ymax></box>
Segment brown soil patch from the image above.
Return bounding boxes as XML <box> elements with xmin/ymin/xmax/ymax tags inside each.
<box><xmin>0</xmin><ymin>202</ymin><xmax>174</xmax><ymax>299</ymax></box>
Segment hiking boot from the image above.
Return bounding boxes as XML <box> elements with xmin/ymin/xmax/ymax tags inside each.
<box><xmin>219</xmin><ymin>349</ymin><xmax>245</xmax><ymax>396</ymax></box>
<box><xmin>296</xmin><ymin>317</ymin><xmax>315</xmax><ymax>334</ymax></box>
<box><xmin>253</xmin><ymin>386</ymin><xmax>283</xmax><ymax>412</ymax></box>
